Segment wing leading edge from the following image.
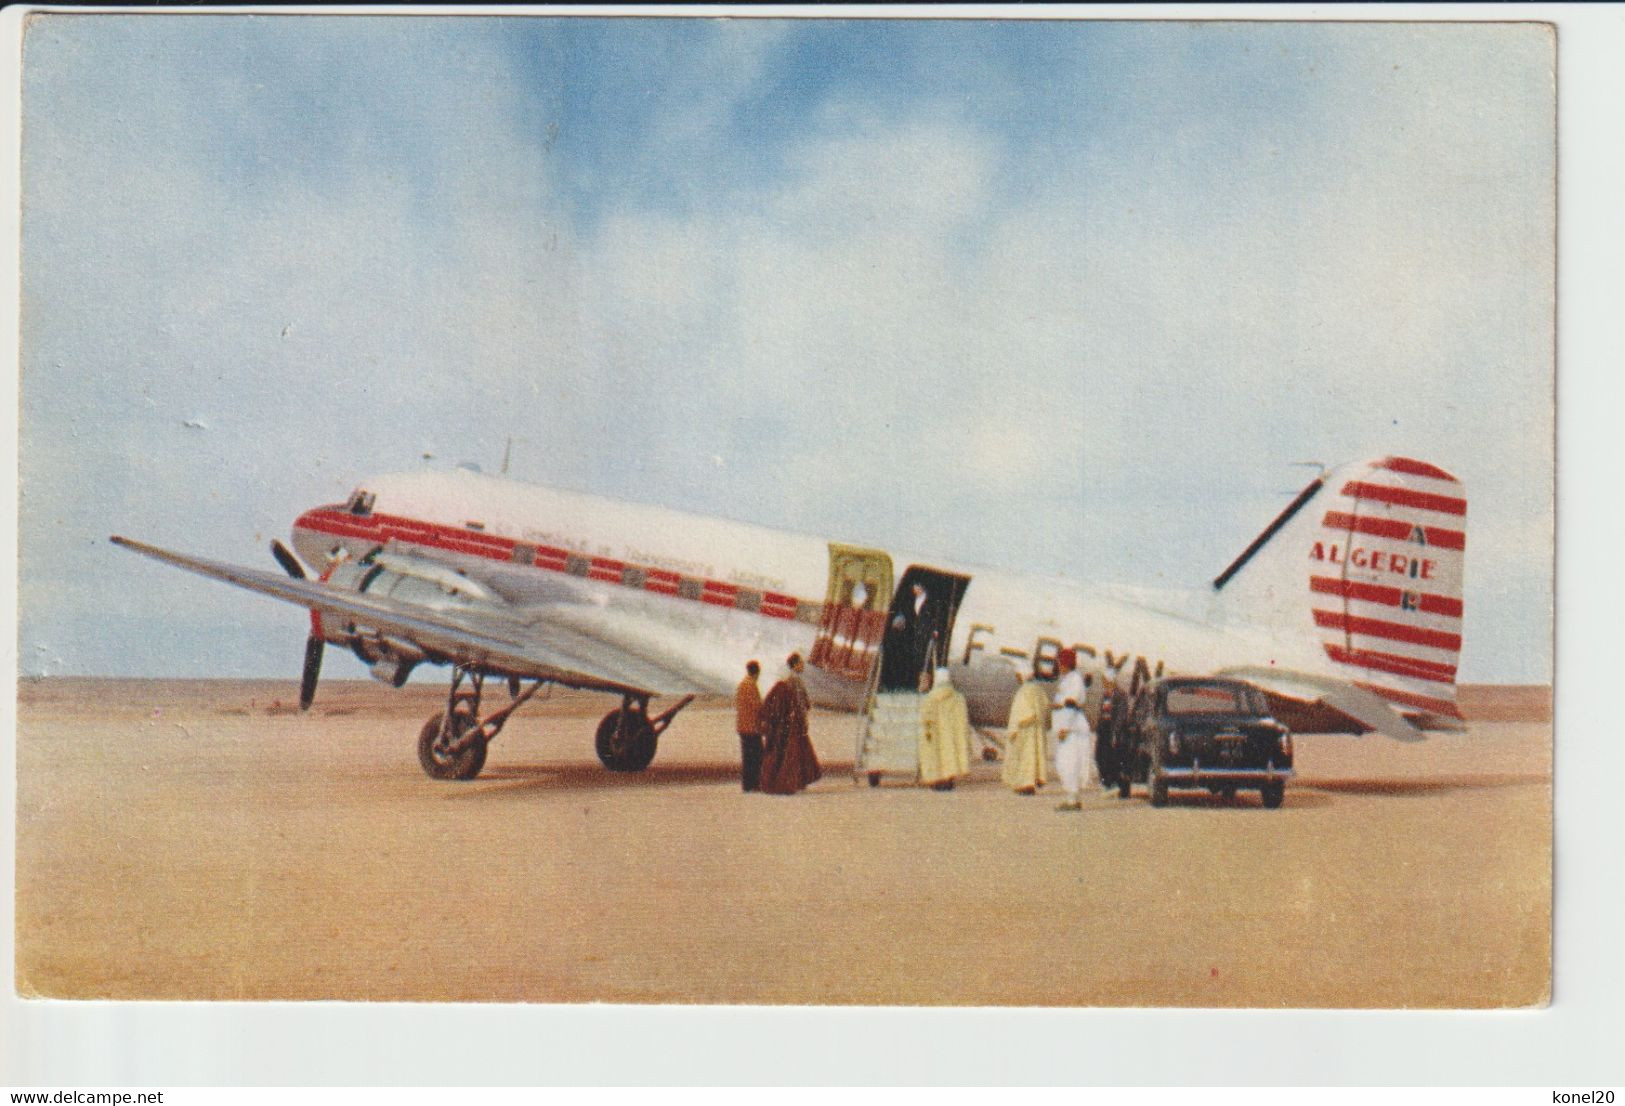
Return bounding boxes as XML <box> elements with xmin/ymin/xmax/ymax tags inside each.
<box><xmin>110</xmin><ymin>536</ymin><xmax>702</xmax><ymax>697</ymax></box>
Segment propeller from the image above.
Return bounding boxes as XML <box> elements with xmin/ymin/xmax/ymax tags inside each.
<box><xmin>300</xmin><ymin>634</ymin><xmax>324</xmax><ymax>711</ymax></box>
<box><xmin>270</xmin><ymin>538</ymin><xmax>307</xmax><ymax>580</ymax></box>
<box><xmin>271</xmin><ymin>539</ymin><xmax>324</xmax><ymax>710</ymax></box>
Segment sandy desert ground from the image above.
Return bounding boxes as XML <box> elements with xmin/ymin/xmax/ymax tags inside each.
<box><xmin>13</xmin><ymin>679</ymin><xmax>1549</xmax><ymax>1007</ymax></box>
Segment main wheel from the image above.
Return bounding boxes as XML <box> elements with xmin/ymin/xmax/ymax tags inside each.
<box><xmin>417</xmin><ymin>710</ymin><xmax>488</xmax><ymax>781</ymax></box>
<box><xmin>1261</xmin><ymin>781</ymin><xmax>1285</xmax><ymax>809</ymax></box>
<box><xmin>595</xmin><ymin>708</ymin><xmax>658</xmax><ymax>772</ymax></box>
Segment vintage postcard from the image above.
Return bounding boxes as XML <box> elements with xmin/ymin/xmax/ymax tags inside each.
<box><xmin>13</xmin><ymin>11</ymin><xmax>1552</xmax><ymax>1011</ymax></box>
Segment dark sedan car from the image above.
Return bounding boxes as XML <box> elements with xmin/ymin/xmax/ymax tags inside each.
<box><xmin>1115</xmin><ymin>677</ymin><xmax>1294</xmax><ymax>808</ymax></box>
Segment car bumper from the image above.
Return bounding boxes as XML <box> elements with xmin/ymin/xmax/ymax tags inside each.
<box><xmin>1160</xmin><ymin>761</ymin><xmax>1293</xmax><ymax>785</ymax></box>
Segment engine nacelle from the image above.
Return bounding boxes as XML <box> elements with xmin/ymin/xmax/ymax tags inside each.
<box><xmin>311</xmin><ymin>550</ymin><xmax>510</xmax><ymax>681</ymax></box>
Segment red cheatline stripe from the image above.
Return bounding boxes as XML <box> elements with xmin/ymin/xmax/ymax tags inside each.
<box><xmin>1322</xmin><ymin>511</ymin><xmax>1466</xmax><ymax>551</ymax></box>
<box><xmin>1341</xmin><ymin>481</ymin><xmax>1466</xmax><ymax>517</ymax></box>
<box><xmin>1309</xmin><ymin>576</ymin><xmax>1464</xmax><ymax>618</ymax></box>
<box><xmin>1355</xmin><ymin>680</ymin><xmax>1464</xmax><ymax>719</ymax></box>
<box><xmin>1379</xmin><ymin>457</ymin><xmax>1459</xmax><ymax>483</ymax></box>
<box><xmin>1324</xmin><ymin>643</ymin><xmax>1457</xmax><ymax>684</ymax></box>
<box><xmin>295</xmin><ymin>513</ymin><xmax>817</xmax><ymax>621</ymax></box>
<box><xmin>1313</xmin><ymin>609</ymin><xmax>1462</xmax><ymax>651</ymax></box>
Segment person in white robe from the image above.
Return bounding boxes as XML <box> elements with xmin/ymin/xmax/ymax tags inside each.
<box><xmin>1052</xmin><ymin>649</ymin><xmax>1094</xmax><ymax>811</ymax></box>
<box><xmin>918</xmin><ymin>666</ymin><xmax>973</xmax><ymax>791</ymax></box>
<box><xmin>1003</xmin><ymin>667</ymin><xmax>1049</xmax><ymax>794</ymax></box>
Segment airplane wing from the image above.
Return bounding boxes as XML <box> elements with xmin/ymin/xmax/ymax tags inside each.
<box><xmin>110</xmin><ymin>536</ymin><xmax>704</xmax><ymax>696</ymax></box>
<box><xmin>1216</xmin><ymin>665</ymin><xmax>1428</xmax><ymax>741</ymax></box>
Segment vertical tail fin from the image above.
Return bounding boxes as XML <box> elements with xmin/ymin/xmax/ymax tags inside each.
<box><xmin>1215</xmin><ymin>457</ymin><xmax>1466</xmax><ymax>729</ymax></box>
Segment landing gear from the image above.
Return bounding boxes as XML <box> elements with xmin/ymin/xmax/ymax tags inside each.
<box><xmin>418</xmin><ymin>706</ymin><xmax>487</xmax><ymax>781</ymax></box>
<box><xmin>594</xmin><ymin>693</ymin><xmax>696</xmax><ymax>773</ymax></box>
<box><xmin>416</xmin><ymin>666</ymin><xmax>546</xmax><ymax>782</ymax></box>
<box><xmin>596</xmin><ymin>701</ymin><xmax>657</xmax><ymax>773</ymax></box>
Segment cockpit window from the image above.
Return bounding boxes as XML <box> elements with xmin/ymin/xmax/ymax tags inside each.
<box><xmin>345</xmin><ymin>489</ymin><xmax>376</xmax><ymax>516</ymax></box>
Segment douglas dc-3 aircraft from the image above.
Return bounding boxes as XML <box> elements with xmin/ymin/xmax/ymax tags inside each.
<box><xmin>112</xmin><ymin>454</ymin><xmax>1466</xmax><ymax>781</ymax></box>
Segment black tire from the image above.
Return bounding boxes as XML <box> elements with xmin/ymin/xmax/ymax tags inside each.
<box><xmin>1117</xmin><ymin>771</ymin><xmax>1131</xmax><ymax>799</ymax></box>
<box><xmin>595</xmin><ymin>708</ymin><xmax>657</xmax><ymax>772</ymax></box>
<box><xmin>1148</xmin><ymin>745</ymin><xmax>1168</xmax><ymax>808</ymax></box>
<box><xmin>1221</xmin><ymin>785</ymin><xmax>1238</xmax><ymax>802</ymax></box>
<box><xmin>868</xmin><ymin>772</ymin><xmax>882</xmax><ymax>788</ymax></box>
<box><xmin>417</xmin><ymin>710</ymin><xmax>487</xmax><ymax>781</ymax></box>
<box><xmin>1261</xmin><ymin>781</ymin><xmax>1285</xmax><ymax>809</ymax></box>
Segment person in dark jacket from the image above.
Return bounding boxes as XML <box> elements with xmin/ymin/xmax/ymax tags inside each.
<box><xmin>735</xmin><ymin>660</ymin><xmax>764</xmax><ymax>792</ymax></box>
<box><xmin>758</xmin><ymin>653</ymin><xmax>822</xmax><ymax>795</ymax></box>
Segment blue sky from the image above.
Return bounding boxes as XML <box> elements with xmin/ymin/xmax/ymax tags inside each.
<box><xmin>18</xmin><ymin>15</ymin><xmax>1553</xmax><ymax>681</ymax></box>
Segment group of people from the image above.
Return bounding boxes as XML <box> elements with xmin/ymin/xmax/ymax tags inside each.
<box><xmin>731</xmin><ymin>646</ymin><xmax>1114</xmax><ymax>807</ymax></box>
<box><xmin>1003</xmin><ymin>648</ymin><xmax>1100</xmax><ymax>811</ymax></box>
<box><xmin>733</xmin><ymin>654</ymin><xmax>823</xmax><ymax>795</ymax></box>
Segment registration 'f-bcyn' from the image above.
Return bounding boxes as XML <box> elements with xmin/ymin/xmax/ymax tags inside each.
<box><xmin>112</xmin><ymin>454</ymin><xmax>1466</xmax><ymax>780</ymax></box>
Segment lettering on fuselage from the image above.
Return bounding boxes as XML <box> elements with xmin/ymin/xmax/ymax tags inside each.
<box><xmin>621</xmin><ymin>545</ymin><xmax>716</xmax><ymax>581</ymax></box>
<box><xmin>1310</xmin><ymin>542</ymin><xmax>1436</xmax><ymax>580</ymax></box>
<box><xmin>728</xmin><ymin>568</ymin><xmax>788</xmax><ymax>592</ymax></box>
<box><xmin>965</xmin><ymin>625</ymin><xmax>1164</xmax><ymax>694</ymax></box>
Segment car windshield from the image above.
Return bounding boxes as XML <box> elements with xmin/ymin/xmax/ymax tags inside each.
<box><xmin>1163</xmin><ymin>683</ymin><xmax>1257</xmax><ymax>717</ymax></box>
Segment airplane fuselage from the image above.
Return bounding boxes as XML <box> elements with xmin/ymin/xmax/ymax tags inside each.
<box><xmin>289</xmin><ymin>468</ymin><xmax>1321</xmax><ymax>726</ymax></box>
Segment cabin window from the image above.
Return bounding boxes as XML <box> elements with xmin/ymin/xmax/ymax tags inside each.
<box><xmin>678</xmin><ymin>578</ymin><xmax>703</xmax><ymax>601</ymax></box>
<box><xmin>345</xmin><ymin>490</ymin><xmax>375</xmax><ymax>517</ymax></box>
<box><xmin>622</xmin><ymin>566</ymin><xmax>647</xmax><ymax>590</ymax></box>
<box><xmin>511</xmin><ymin>543</ymin><xmax>536</xmax><ymax>567</ymax></box>
<box><xmin>566</xmin><ymin>554</ymin><xmax>591</xmax><ymax>578</ymax></box>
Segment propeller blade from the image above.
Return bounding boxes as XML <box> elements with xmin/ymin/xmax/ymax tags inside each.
<box><xmin>271</xmin><ymin>539</ymin><xmax>308</xmax><ymax>580</ymax></box>
<box><xmin>299</xmin><ymin>635</ymin><xmax>324</xmax><ymax>710</ymax></box>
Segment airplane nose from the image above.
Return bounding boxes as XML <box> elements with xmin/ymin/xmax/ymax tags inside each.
<box><xmin>290</xmin><ymin>507</ymin><xmax>334</xmax><ymax>568</ymax></box>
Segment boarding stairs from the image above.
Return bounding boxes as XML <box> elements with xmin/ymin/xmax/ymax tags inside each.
<box><xmin>855</xmin><ymin>689</ymin><xmax>926</xmax><ymax>785</ymax></box>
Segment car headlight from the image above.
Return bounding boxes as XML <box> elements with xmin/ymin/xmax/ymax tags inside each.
<box><xmin>1166</xmin><ymin>729</ymin><xmax>1181</xmax><ymax>755</ymax></box>
<box><xmin>1278</xmin><ymin>729</ymin><xmax>1293</xmax><ymax>757</ymax></box>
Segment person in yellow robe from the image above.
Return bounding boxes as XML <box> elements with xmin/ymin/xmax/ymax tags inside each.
<box><xmin>918</xmin><ymin>667</ymin><xmax>972</xmax><ymax>791</ymax></box>
<box><xmin>1003</xmin><ymin>668</ymin><xmax>1050</xmax><ymax>794</ymax></box>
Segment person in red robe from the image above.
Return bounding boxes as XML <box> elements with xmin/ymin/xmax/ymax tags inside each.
<box><xmin>758</xmin><ymin>653</ymin><xmax>822</xmax><ymax>795</ymax></box>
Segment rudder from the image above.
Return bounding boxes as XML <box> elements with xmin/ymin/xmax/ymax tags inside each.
<box><xmin>1215</xmin><ymin>456</ymin><xmax>1466</xmax><ymax>729</ymax></box>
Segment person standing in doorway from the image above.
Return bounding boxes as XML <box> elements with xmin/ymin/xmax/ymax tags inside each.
<box><xmin>735</xmin><ymin>660</ymin><xmax>764</xmax><ymax>792</ymax></box>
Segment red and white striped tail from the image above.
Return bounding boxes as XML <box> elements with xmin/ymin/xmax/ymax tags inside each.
<box><xmin>1308</xmin><ymin>456</ymin><xmax>1465</xmax><ymax>725</ymax></box>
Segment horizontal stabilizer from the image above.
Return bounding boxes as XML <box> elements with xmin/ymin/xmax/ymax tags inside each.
<box><xmin>1218</xmin><ymin>665</ymin><xmax>1425</xmax><ymax>741</ymax></box>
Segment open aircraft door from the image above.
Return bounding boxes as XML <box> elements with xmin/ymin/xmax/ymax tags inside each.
<box><xmin>809</xmin><ymin>544</ymin><xmax>893</xmax><ymax>682</ymax></box>
<box><xmin>878</xmin><ymin>565</ymin><xmax>972</xmax><ymax>692</ymax></box>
